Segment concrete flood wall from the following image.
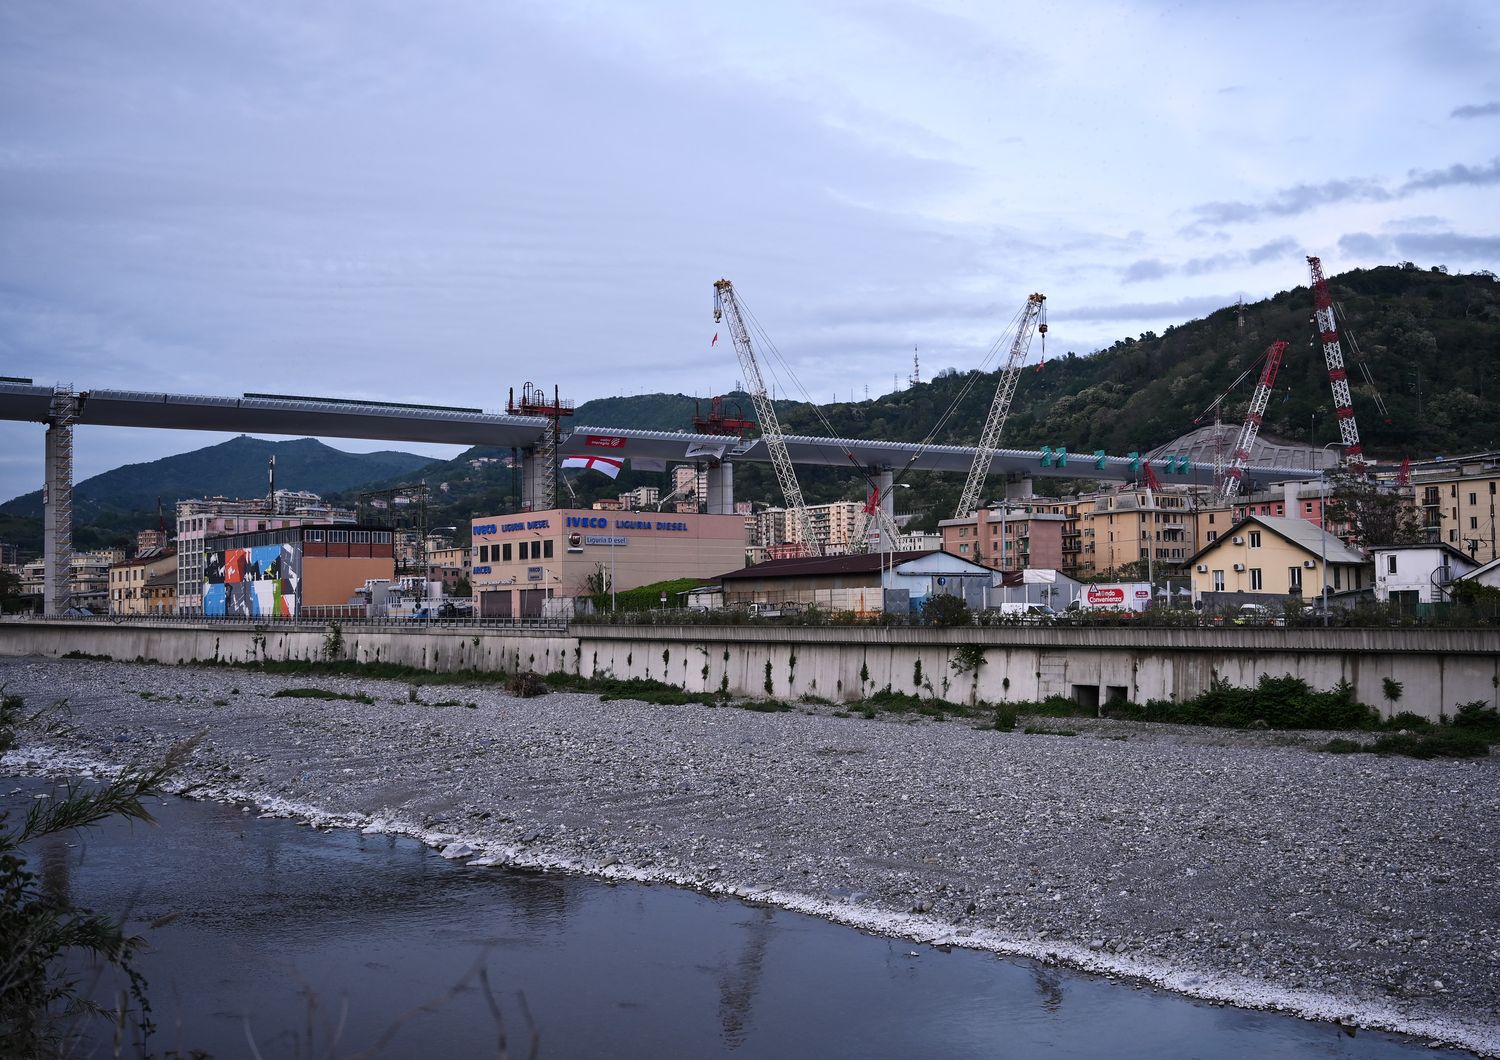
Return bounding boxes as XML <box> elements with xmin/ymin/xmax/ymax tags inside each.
<box><xmin>579</xmin><ymin>626</ymin><xmax>1500</xmax><ymax>720</ymax></box>
<box><xmin>0</xmin><ymin>621</ymin><xmax>577</xmax><ymax>679</ymax></box>
<box><xmin>2</xmin><ymin>621</ymin><xmax>1496</xmax><ymax>721</ymax></box>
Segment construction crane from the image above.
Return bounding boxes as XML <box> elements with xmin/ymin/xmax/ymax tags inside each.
<box><xmin>953</xmin><ymin>292</ymin><xmax>1047</xmax><ymax>519</ymax></box>
<box><xmin>713</xmin><ymin>279</ymin><xmax>822</xmax><ymax>556</ymax></box>
<box><xmin>1307</xmin><ymin>256</ymin><xmax>1369</xmax><ymax>470</ymax></box>
<box><xmin>1217</xmin><ymin>340</ymin><xmax>1289</xmax><ymax>504</ymax></box>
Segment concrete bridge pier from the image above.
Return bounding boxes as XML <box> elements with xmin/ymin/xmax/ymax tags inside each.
<box><xmin>876</xmin><ymin>465</ymin><xmax>895</xmax><ymax>552</ymax></box>
<box><xmin>705</xmin><ymin>460</ymin><xmax>735</xmax><ymax>514</ymax></box>
<box><xmin>43</xmin><ymin>387</ymin><xmax>77</xmax><ymax>616</ymax></box>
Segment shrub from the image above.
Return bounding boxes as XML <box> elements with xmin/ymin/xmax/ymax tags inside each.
<box><xmin>506</xmin><ymin>671</ymin><xmax>547</xmax><ymax>698</ymax></box>
<box><xmin>1452</xmin><ymin>700</ymin><xmax>1500</xmax><ymax>738</ymax></box>
<box><xmin>922</xmin><ymin>595</ymin><xmax>972</xmax><ymax>627</ymax></box>
<box><xmin>1371</xmin><ymin>730</ymin><xmax>1491</xmax><ymax>759</ymax></box>
<box><xmin>270</xmin><ymin>687</ymin><xmax>374</xmax><ymax>705</ymax></box>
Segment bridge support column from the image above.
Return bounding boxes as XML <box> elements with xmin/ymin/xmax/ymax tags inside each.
<box><xmin>43</xmin><ymin>387</ymin><xmax>77</xmax><ymax>615</ymax></box>
<box><xmin>519</xmin><ymin>448</ymin><xmax>553</xmax><ymax>512</ymax></box>
<box><xmin>877</xmin><ymin>466</ymin><xmax>895</xmax><ymax>552</ymax></box>
<box><xmin>705</xmin><ymin>460</ymin><xmax>734</xmax><ymax>514</ymax></box>
<box><xmin>1011</xmin><ymin>476</ymin><xmax>1034</xmax><ymax>500</ymax></box>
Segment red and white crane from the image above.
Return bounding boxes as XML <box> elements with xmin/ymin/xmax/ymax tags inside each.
<box><xmin>1307</xmin><ymin>255</ymin><xmax>1371</xmax><ymax>470</ymax></box>
<box><xmin>1216</xmin><ymin>340</ymin><xmax>1289</xmax><ymax>504</ymax></box>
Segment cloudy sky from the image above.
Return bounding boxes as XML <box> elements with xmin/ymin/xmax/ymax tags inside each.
<box><xmin>2</xmin><ymin>0</ymin><xmax>1497</xmax><ymax>503</ymax></box>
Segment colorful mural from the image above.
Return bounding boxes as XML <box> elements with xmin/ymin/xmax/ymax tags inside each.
<box><xmin>202</xmin><ymin>543</ymin><xmax>302</xmax><ymax>618</ymax></box>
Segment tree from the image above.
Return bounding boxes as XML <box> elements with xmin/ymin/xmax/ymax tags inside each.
<box><xmin>922</xmin><ymin>593</ymin><xmax>971</xmax><ymax>627</ymax></box>
<box><xmin>1324</xmin><ymin>473</ymin><xmax>1422</xmax><ymax>547</ymax></box>
<box><xmin>1</xmin><ymin>694</ymin><xmax>197</xmax><ymax>1057</ymax></box>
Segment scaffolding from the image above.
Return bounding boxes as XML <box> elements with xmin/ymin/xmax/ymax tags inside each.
<box><xmin>507</xmin><ymin>383</ymin><xmax>573</xmax><ymax>511</ymax></box>
<box><xmin>44</xmin><ymin>385</ymin><xmax>77</xmax><ymax>614</ymax></box>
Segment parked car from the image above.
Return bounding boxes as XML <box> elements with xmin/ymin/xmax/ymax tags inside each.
<box><xmin>997</xmin><ymin>603</ymin><xmax>1057</xmax><ymax>623</ymax></box>
<box><xmin>1232</xmin><ymin>603</ymin><xmax>1282</xmax><ymax>627</ymax></box>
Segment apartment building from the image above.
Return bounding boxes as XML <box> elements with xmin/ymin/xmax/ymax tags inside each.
<box><xmin>1077</xmin><ymin>487</ymin><xmax>1196</xmax><ymax>577</ymax></box>
<box><xmin>1409</xmin><ymin>455</ymin><xmax>1500</xmax><ymax>562</ymax></box>
<box><xmin>176</xmin><ymin>493</ymin><xmax>355</xmax><ymax>613</ymax></box>
<box><xmin>939</xmin><ymin>505</ymin><xmax>1067</xmax><ymax>572</ymax></box>
<box><xmin>108</xmin><ymin>546</ymin><xmax>178</xmax><ymax>615</ymax></box>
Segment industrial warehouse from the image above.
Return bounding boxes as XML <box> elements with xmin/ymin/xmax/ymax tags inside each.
<box><xmin>469</xmin><ymin>508</ymin><xmax>748</xmax><ymax>618</ymax></box>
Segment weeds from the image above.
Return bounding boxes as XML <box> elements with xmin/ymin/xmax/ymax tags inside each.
<box><xmin>269</xmin><ymin>688</ymin><xmax>375</xmax><ymax>705</ymax></box>
<box><xmin>1</xmin><ymin>692</ymin><xmax>198</xmax><ymax>1057</ymax></box>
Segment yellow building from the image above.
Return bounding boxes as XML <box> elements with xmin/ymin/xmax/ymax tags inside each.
<box><xmin>1186</xmin><ymin>515</ymin><xmax>1369</xmax><ymax>606</ymax></box>
<box><xmin>1410</xmin><ymin>459</ymin><xmax>1500</xmax><ymax>563</ymax></box>
<box><xmin>108</xmin><ymin>547</ymin><xmax>177</xmax><ymax>616</ymax></box>
<box><xmin>1078</xmin><ymin>487</ymin><xmax>1196</xmax><ymax>577</ymax></box>
<box><xmin>470</xmin><ymin>508</ymin><xmax>749</xmax><ymax>619</ymax></box>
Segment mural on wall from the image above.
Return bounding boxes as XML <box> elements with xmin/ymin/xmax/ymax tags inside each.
<box><xmin>202</xmin><ymin>543</ymin><xmax>302</xmax><ymax>617</ymax></box>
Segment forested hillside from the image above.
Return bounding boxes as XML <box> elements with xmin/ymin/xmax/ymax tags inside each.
<box><xmin>6</xmin><ymin>262</ymin><xmax>1496</xmax><ymax>557</ymax></box>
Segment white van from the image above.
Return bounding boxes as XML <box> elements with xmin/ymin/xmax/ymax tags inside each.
<box><xmin>997</xmin><ymin>603</ymin><xmax>1057</xmax><ymax>622</ymax></box>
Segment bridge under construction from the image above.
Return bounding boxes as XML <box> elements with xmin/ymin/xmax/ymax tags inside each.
<box><xmin>0</xmin><ymin>379</ymin><xmax>1319</xmax><ymax>614</ymax></box>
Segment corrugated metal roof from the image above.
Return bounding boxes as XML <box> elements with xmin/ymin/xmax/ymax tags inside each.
<box><xmin>718</xmin><ymin>550</ymin><xmax>939</xmax><ymax>581</ymax></box>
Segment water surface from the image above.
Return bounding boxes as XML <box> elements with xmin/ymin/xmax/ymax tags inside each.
<box><xmin>6</xmin><ymin>778</ymin><xmax>1448</xmax><ymax>1058</ymax></box>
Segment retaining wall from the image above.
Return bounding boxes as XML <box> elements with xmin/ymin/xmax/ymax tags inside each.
<box><xmin>2</xmin><ymin>620</ymin><xmax>1496</xmax><ymax>721</ymax></box>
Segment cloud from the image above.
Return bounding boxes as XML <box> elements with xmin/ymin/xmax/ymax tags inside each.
<box><xmin>1120</xmin><ymin>239</ymin><xmax>1300</xmax><ymax>283</ymax></box>
<box><xmin>1183</xmin><ymin>155</ymin><xmax>1500</xmax><ymax>234</ymax></box>
<box><xmin>1059</xmin><ymin>294</ymin><xmax>1234</xmax><ymax>325</ymax></box>
<box><xmin>1337</xmin><ymin>230</ymin><xmax>1500</xmax><ymax>261</ymax></box>
<box><xmin>1400</xmin><ymin>156</ymin><xmax>1500</xmax><ymax>192</ymax></box>
<box><xmin>1451</xmin><ymin>101</ymin><xmax>1500</xmax><ymax>119</ymax></box>
<box><xmin>1187</xmin><ymin>178</ymin><xmax>1391</xmax><ymax>229</ymax></box>
<box><xmin>1122</xmin><ymin>259</ymin><xmax>1171</xmax><ymax>283</ymax></box>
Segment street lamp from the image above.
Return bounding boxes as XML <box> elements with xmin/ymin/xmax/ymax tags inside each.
<box><xmin>1319</xmin><ymin>443</ymin><xmax>1343</xmax><ymax>626</ymax></box>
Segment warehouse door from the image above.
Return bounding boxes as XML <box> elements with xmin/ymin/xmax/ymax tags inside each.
<box><xmin>479</xmin><ymin>590</ymin><xmax>512</xmax><ymax>619</ymax></box>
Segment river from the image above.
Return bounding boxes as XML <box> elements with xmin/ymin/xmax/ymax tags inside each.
<box><xmin>4</xmin><ymin>777</ymin><xmax>1450</xmax><ymax>1059</ymax></box>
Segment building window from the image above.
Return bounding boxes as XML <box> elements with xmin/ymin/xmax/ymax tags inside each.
<box><xmin>959</xmin><ymin>543</ymin><xmax>969</xmax><ymax>554</ymax></box>
<box><xmin>1212</xmin><ymin>570</ymin><xmax>1224</xmax><ymax>591</ymax></box>
<box><xmin>1470</xmin><ymin>492</ymin><xmax>1478</xmax><ymax>505</ymax></box>
<box><xmin>543</xmin><ymin>540</ymin><xmax>554</xmax><ymax>559</ymax></box>
<box><xmin>1248</xmin><ymin>531</ymin><xmax>1261</xmax><ymax>547</ymax></box>
<box><xmin>1288</xmin><ymin>567</ymin><xmax>1302</xmax><ymax>592</ymax></box>
<box><xmin>1305</xmin><ymin>502</ymin><xmax>1313</xmax><ymax>513</ymax></box>
<box><xmin>1450</xmin><ymin>529</ymin><xmax>1459</xmax><ymax>542</ymax></box>
<box><xmin>1471</xmin><ymin>517</ymin><xmax>1479</xmax><ymax>529</ymax></box>
<box><xmin>1334</xmin><ymin>567</ymin><xmax>1342</xmax><ymax>590</ymax></box>
<box><xmin>1387</xmin><ymin>555</ymin><xmax>1397</xmax><ymax>574</ymax></box>
<box><xmin>502</xmin><ymin>543</ymin><xmax>512</xmax><ymax>561</ymax></box>
<box><xmin>1207</xmin><ymin>530</ymin><xmax>1218</xmax><ymax>541</ymax></box>
<box><xmin>1250</xmin><ymin>568</ymin><xmax>1263</xmax><ymax>590</ymax></box>
<box><xmin>478</xmin><ymin>545</ymin><xmax>488</xmax><ymax>563</ymax></box>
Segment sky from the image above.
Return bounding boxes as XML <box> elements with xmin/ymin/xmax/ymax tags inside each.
<box><xmin>2</xmin><ymin>0</ymin><xmax>1498</xmax><ymax>504</ymax></box>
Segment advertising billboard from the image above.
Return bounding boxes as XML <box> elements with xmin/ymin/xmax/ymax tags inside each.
<box><xmin>1082</xmin><ymin>582</ymin><xmax>1152</xmax><ymax>612</ymax></box>
<box><xmin>203</xmin><ymin>543</ymin><xmax>302</xmax><ymax>618</ymax></box>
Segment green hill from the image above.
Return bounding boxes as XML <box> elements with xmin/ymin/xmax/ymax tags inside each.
<box><xmin>6</xmin><ymin>262</ymin><xmax>1496</xmax><ymax>559</ymax></box>
<box><xmin>0</xmin><ymin>436</ymin><xmax>436</xmax><ymax>556</ymax></box>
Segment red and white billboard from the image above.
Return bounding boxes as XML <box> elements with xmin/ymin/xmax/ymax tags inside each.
<box><xmin>1081</xmin><ymin>582</ymin><xmax>1152</xmax><ymax>611</ymax></box>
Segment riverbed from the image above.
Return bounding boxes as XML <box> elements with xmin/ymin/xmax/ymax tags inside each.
<box><xmin>2</xmin><ymin>657</ymin><xmax>1496</xmax><ymax>1054</ymax></box>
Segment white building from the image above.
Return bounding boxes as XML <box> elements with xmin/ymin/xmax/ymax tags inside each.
<box><xmin>1371</xmin><ymin>543</ymin><xmax>1478</xmax><ymax>605</ymax></box>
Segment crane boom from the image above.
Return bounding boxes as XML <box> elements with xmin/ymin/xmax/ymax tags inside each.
<box><xmin>1217</xmin><ymin>340</ymin><xmax>1289</xmax><ymax>504</ymax></box>
<box><xmin>713</xmin><ymin>279</ymin><xmax>822</xmax><ymax>556</ymax></box>
<box><xmin>1307</xmin><ymin>256</ymin><xmax>1365</xmax><ymax>469</ymax></box>
<box><xmin>953</xmin><ymin>293</ymin><xmax>1047</xmax><ymax>519</ymax></box>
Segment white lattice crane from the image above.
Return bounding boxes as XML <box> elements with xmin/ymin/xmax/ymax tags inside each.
<box><xmin>1216</xmin><ymin>340</ymin><xmax>1289</xmax><ymax>504</ymax></box>
<box><xmin>713</xmin><ymin>279</ymin><xmax>823</xmax><ymax>556</ymax></box>
<box><xmin>953</xmin><ymin>292</ymin><xmax>1047</xmax><ymax>519</ymax></box>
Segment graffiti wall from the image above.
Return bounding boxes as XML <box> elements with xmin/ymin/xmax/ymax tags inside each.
<box><xmin>203</xmin><ymin>544</ymin><xmax>302</xmax><ymax>618</ymax></box>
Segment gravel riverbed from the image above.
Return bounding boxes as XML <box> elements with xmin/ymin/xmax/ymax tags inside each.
<box><xmin>3</xmin><ymin>656</ymin><xmax>1497</xmax><ymax>1054</ymax></box>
